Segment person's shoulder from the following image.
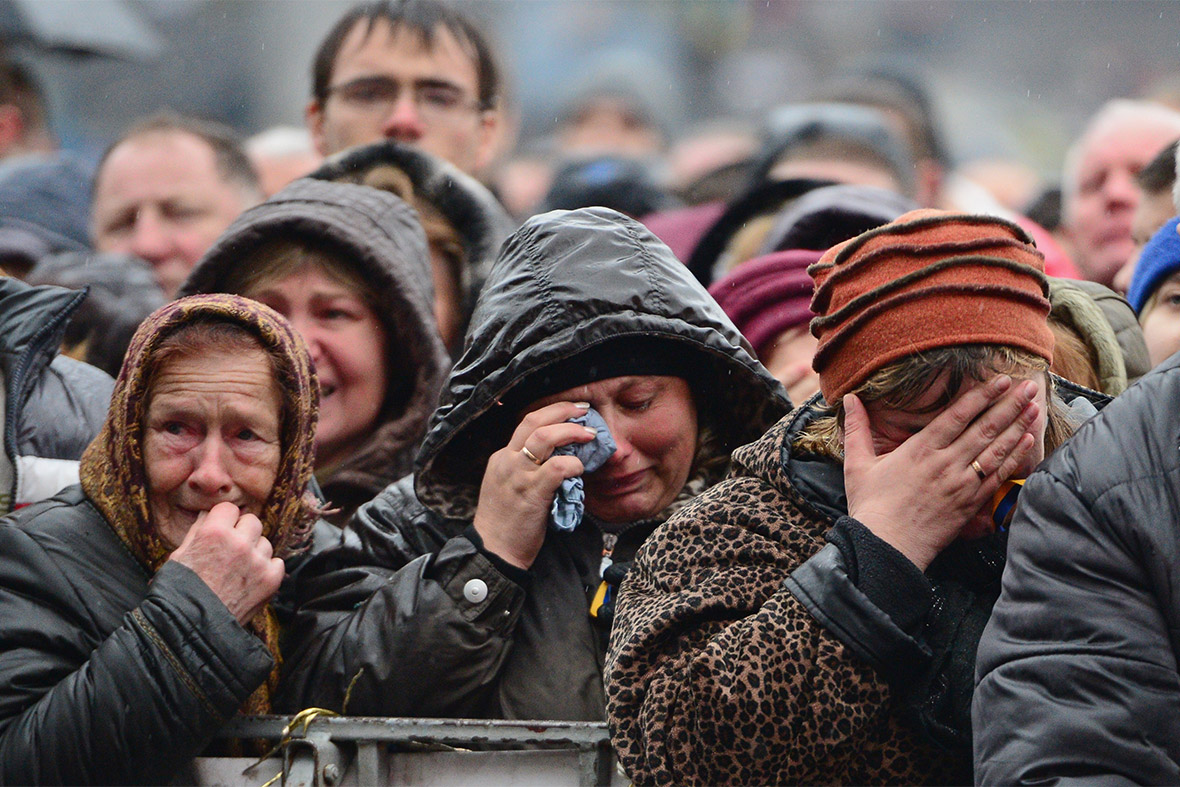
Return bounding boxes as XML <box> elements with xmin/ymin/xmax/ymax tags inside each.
<box><xmin>0</xmin><ymin>486</ymin><xmax>118</xmax><ymax>558</ymax></box>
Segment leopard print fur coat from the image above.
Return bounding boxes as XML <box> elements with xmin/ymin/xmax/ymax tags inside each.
<box><xmin>605</xmin><ymin>412</ymin><xmax>966</xmax><ymax>785</ymax></box>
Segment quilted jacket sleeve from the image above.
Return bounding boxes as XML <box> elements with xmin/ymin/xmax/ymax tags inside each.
<box><xmin>275</xmin><ymin>481</ymin><xmax>528</xmax><ymax>718</ymax></box>
<box><xmin>0</xmin><ymin>529</ymin><xmax>273</xmax><ymax>785</ymax></box>
<box><xmin>605</xmin><ymin>474</ymin><xmax>949</xmax><ymax>786</ymax></box>
<box><xmin>973</xmin><ymin>464</ymin><xmax>1180</xmax><ymax>785</ymax></box>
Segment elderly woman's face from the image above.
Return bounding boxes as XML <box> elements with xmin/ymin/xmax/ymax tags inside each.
<box><xmin>530</xmin><ymin>375</ymin><xmax>698</xmax><ymax>524</ymax></box>
<box><xmin>144</xmin><ymin>346</ymin><xmax>282</xmax><ymax>548</ymax></box>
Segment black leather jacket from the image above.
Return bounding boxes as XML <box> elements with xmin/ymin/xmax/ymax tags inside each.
<box><xmin>0</xmin><ymin>487</ymin><xmax>273</xmax><ymax>784</ymax></box>
<box><xmin>277</xmin><ymin>208</ymin><xmax>789</xmax><ymax>721</ymax></box>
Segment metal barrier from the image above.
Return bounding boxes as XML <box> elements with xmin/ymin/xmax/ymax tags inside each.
<box><xmin>192</xmin><ymin>716</ymin><xmax>621</xmax><ymax>787</ymax></box>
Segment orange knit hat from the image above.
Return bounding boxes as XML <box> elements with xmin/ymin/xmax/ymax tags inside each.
<box><xmin>808</xmin><ymin>209</ymin><xmax>1054</xmax><ymax>404</ymax></box>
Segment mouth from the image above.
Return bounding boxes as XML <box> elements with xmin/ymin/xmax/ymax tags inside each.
<box><xmin>589</xmin><ymin>468</ymin><xmax>648</xmax><ymax>496</ymax></box>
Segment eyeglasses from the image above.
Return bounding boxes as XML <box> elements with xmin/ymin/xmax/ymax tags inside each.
<box><xmin>326</xmin><ymin>76</ymin><xmax>486</xmax><ymax>125</ymax></box>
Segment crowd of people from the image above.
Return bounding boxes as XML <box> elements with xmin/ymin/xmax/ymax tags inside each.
<box><xmin>1</xmin><ymin>0</ymin><xmax>1180</xmax><ymax>784</ymax></box>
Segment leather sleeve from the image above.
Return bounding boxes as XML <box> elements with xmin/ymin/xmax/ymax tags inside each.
<box><xmin>0</xmin><ymin>531</ymin><xmax>272</xmax><ymax>785</ymax></box>
<box><xmin>974</xmin><ymin>466</ymin><xmax>1180</xmax><ymax>785</ymax></box>
<box><xmin>275</xmin><ymin>488</ymin><xmax>528</xmax><ymax>718</ymax></box>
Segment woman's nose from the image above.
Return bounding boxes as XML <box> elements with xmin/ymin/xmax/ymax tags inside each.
<box><xmin>601</xmin><ymin>415</ymin><xmax>632</xmax><ymax>465</ymax></box>
<box><xmin>187</xmin><ymin>437</ymin><xmax>234</xmax><ymax>496</ymax></box>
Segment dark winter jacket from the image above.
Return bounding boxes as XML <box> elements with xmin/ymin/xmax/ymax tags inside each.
<box><xmin>0</xmin><ymin>486</ymin><xmax>273</xmax><ymax>784</ymax></box>
<box><xmin>608</xmin><ymin>379</ymin><xmax>1106</xmax><ymax>785</ymax></box>
<box><xmin>180</xmin><ymin>178</ymin><xmax>449</xmax><ymax>524</ymax></box>
<box><xmin>0</xmin><ymin>276</ymin><xmax>113</xmax><ymax>513</ymax></box>
<box><xmin>277</xmin><ymin>207</ymin><xmax>789</xmax><ymax>721</ymax></box>
<box><xmin>974</xmin><ymin>353</ymin><xmax>1180</xmax><ymax>785</ymax></box>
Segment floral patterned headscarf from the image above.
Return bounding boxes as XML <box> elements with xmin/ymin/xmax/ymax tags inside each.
<box><xmin>80</xmin><ymin>293</ymin><xmax>320</xmax><ymax>715</ymax></box>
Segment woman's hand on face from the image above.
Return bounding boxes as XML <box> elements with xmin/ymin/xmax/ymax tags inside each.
<box><xmin>166</xmin><ymin>501</ymin><xmax>286</xmax><ymax>626</ymax></box>
<box><xmin>842</xmin><ymin>374</ymin><xmax>1041</xmax><ymax>571</ymax></box>
<box><xmin>473</xmin><ymin>401</ymin><xmax>599</xmax><ymax>571</ymax></box>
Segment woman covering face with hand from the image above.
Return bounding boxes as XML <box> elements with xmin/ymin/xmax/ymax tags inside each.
<box><xmin>0</xmin><ymin>294</ymin><xmax>320</xmax><ymax>785</ymax></box>
<box><xmin>278</xmin><ymin>207</ymin><xmax>789</xmax><ymax>722</ymax></box>
<box><xmin>605</xmin><ymin>210</ymin><xmax>1107</xmax><ymax>785</ymax></box>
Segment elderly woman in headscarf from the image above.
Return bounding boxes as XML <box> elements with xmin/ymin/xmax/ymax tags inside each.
<box><xmin>0</xmin><ymin>294</ymin><xmax>320</xmax><ymax>784</ymax></box>
<box><xmin>606</xmin><ymin>210</ymin><xmax>1107</xmax><ymax>785</ymax></box>
<box><xmin>278</xmin><ymin>207</ymin><xmax>790</xmax><ymax>722</ymax></box>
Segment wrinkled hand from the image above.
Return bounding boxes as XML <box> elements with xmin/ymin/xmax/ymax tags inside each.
<box><xmin>843</xmin><ymin>374</ymin><xmax>1040</xmax><ymax>571</ymax></box>
<box><xmin>167</xmin><ymin>501</ymin><xmax>284</xmax><ymax>626</ymax></box>
<box><xmin>473</xmin><ymin>401</ymin><xmax>598</xmax><ymax>570</ymax></box>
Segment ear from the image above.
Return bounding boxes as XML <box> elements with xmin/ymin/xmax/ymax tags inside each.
<box><xmin>305</xmin><ymin>99</ymin><xmax>330</xmax><ymax>157</ymax></box>
<box><xmin>473</xmin><ymin>105</ymin><xmax>505</xmax><ymax>176</ymax></box>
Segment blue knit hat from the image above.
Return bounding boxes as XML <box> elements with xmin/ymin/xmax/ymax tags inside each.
<box><xmin>1128</xmin><ymin>216</ymin><xmax>1180</xmax><ymax>314</ymax></box>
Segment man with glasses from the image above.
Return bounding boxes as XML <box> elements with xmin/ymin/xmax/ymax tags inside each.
<box><xmin>307</xmin><ymin>0</ymin><xmax>503</xmax><ymax>178</ymax></box>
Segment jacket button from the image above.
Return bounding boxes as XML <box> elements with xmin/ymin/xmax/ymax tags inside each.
<box><xmin>463</xmin><ymin>578</ymin><xmax>489</xmax><ymax>603</ymax></box>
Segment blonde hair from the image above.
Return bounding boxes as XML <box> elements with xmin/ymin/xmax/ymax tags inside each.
<box><xmin>794</xmin><ymin>344</ymin><xmax>1071</xmax><ymax>458</ymax></box>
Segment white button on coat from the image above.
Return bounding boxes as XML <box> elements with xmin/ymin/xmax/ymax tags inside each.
<box><xmin>463</xmin><ymin>578</ymin><xmax>489</xmax><ymax>603</ymax></box>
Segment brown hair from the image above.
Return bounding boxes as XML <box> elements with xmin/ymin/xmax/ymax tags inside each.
<box><xmin>794</xmin><ymin>344</ymin><xmax>1072</xmax><ymax>459</ymax></box>
<box><xmin>311</xmin><ymin>0</ymin><xmax>500</xmax><ymax>109</ymax></box>
<box><xmin>1048</xmin><ymin>320</ymin><xmax>1101</xmax><ymax>392</ymax></box>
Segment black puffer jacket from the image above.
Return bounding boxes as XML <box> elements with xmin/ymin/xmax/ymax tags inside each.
<box><xmin>277</xmin><ymin>207</ymin><xmax>789</xmax><ymax>721</ymax></box>
<box><xmin>0</xmin><ymin>276</ymin><xmax>113</xmax><ymax>513</ymax></box>
<box><xmin>180</xmin><ymin>179</ymin><xmax>449</xmax><ymax>523</ymax></box>
<box><xmin>0</xmin><ymin>487</ymin><xmax>273</xmax><ymax>784</ymax></box>
<box><xmin>974</xmin><ymin>353</ymin><xmax>1180</xmax><ymax>785</ymax></box>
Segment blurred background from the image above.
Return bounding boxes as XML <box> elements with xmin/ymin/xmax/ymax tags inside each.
<box><xmin>15</xmin><ymin>0</ymin><xmax>1180</xmax><ymax>177</ymax></box>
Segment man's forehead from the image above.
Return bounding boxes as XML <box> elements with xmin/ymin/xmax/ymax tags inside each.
<box><xmin>332</xmin><ymin>17</ymin><xmax>478</xmax><ymax>84</ymax></box>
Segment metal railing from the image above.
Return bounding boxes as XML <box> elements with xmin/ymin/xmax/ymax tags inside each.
<box><xmin>197</xmin><ymin>715</ymin><xmax>620</xmax><ymax>787</ymax></box>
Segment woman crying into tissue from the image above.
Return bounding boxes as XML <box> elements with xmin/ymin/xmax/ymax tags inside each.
<box><xmin>277</xmin><ymin>207</ymin><xmax>789</xmax><ymax>721</ymax></box>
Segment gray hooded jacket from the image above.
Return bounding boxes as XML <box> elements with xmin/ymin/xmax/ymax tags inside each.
<box><xmin>180</xmin><ymin>178</ymin><xmax>449</xmax><ymax>523</ymax></box>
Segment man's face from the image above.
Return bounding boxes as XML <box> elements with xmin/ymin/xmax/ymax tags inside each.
<box><xmin>1064</xmin><ymin>120</ymin><xmax>1180</xmax><ymax>287</ymax></box>
<box><xmin>307</xmin><ymin>19</ymin><xmax>499</xmax><ymax>176</ymax></box>
<box><xmin>1113</xmin><ymin>188</ymin><xmax>1178</xmax><ymax>294</ymax></box>
<box><xmin>92</xmin><ymin>131</ymin><xmax>251</xmax><ymax>298</ymax></box>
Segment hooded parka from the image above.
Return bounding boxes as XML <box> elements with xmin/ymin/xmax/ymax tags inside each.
<box><xmin>180</xmin><ymin>179</ymin><xmax>449</xmax><ymax>524</ymax></box>
<box><xmin>277</xmin><ymin>207</ymin><xmax>789</xmax><ymax>721</ymax></box>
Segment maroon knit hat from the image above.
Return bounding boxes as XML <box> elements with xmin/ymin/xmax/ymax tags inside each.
<box><xmin>708</xmin><ymin>249</ymin><xmax>821</xmax><ymax>359</ymax></box>
<box><xmin>809</xmin><ymin>209</ymin><xmax>1054</xmax><ymax>404</ymax></box>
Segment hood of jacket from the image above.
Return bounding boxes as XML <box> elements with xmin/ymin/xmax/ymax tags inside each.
<box><xmin>415</xmin><ymin>206</ymin><xmax>790</xmax><ymax>516</ymax></box>
<box><xmin>179</xmin><ymin>178</ymin><xmax>450</xmax><ymax>510</ymax></box>
<box><xmin>0</xmin><ymin>275</ymin><xmax>113</xmax><ymax>511</ymax></box>
<box><xmin>310</xmin><ymin>141</ymin><xmax>517</xmax><ymax>342</ymax></box>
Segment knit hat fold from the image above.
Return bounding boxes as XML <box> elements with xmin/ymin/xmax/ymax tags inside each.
<box><xmin>809</xmin><ymin>209</ymin><xmax>1054</xmax><ymax>403</ymax></box>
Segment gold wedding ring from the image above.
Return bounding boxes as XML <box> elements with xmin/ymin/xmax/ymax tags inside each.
<box><xmin>521</xmin><ymin>445</ymin><xmax>545</xmax><ymax>466</ymax></box>
<box><xmin>970</xmin><ymin>459</ymin><xmax>986</xmax><ymax>481</ymax></box>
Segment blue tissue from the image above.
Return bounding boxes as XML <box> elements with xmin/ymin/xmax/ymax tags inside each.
<box><xmin>549</xmin><ymin>408</ymin><xmax>617</xmax><ymax>532</ymax></box>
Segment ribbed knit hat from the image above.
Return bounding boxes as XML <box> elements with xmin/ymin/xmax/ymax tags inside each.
<box><xmin>1127</xmin><ymin>216</ymin><xmax>1180</xmax><ymax>314</ymax></box>
<box><xmin>809</xmin><ymin>208</ymin><xmax>1054</xmax><ymax>403</ymax></box>
<box><xmin>708</xmin><ymin>250</ymin><xmax>820</xmax><ymax>358</ymax></box>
